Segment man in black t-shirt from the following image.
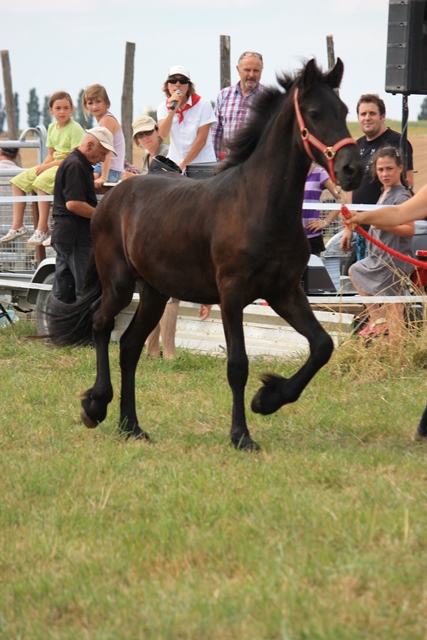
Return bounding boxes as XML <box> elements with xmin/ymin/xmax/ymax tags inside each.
<box><xmin>352</xmin><ymin>94</ymin><xmax>414</xmax><ymax>205</ymax></box>
<box><xmin>344</xmin><ymin>94</ymin><xmax>415</xmax><ymax>260</ymax></box>
<box><xmin>51</xmin><ymin>126</ymin><xmax>116</xmax><ymax>302</ymax></box>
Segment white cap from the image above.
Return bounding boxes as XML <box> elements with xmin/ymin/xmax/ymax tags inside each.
<box><xmin>168</xmin><ymin>65</ymin><xmax>191</xmax><ymax>80</ymax></box>
<box><xmin>85</xmin><ymin>126</ymin><xmax>116</xmax><ymax>155</ymax></box>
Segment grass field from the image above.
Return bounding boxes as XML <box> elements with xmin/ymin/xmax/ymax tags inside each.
<box><xmin>1</xmin><ymin>115</ymin><xmax>427</xmax><ymax>638</ymax></box>
<box><xmin>1</xmin><ymin>318</ymin><xmax>427</xmax><ymax>639</ymax></box>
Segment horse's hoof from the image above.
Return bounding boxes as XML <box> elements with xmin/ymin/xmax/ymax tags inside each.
<box><xmin>251</xmin><ymin>389</ymin><xmax>264</xmax><ymax>414</ymax></box>
<box><xmin>80</xmin><ymin>407</ymin><xmax>98</xmax><ymax>429</ymax></box>
<box><xmin>252</xmin><ymin>373</ymin><xmax>298</xmax><ymax>415</ymax></box>
<box><xmin>119</xmin><ymin>425</ymin><xmax>150</xmax><ymax>441</ymax></box>
<box><xmin>232</xmin><ymin>436</ymin><xmax>261</xmax><ymax>452</ymax></box>
<box><xmin>413</xmin><ymin>424</ymin><xmax>427</xmax><ymax>441</ymax></box>
<box><xmin>251</xmin><ymin>384</ymin><xmax>283</xmax><ymax>416</ymax></box>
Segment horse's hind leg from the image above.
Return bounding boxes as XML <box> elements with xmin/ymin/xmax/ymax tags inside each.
<box><xmin>118</xmin><ymin>289</ymin><xmax>168</xmax><ymax>439</ymax></box>
<box><xmin>251</xmin><ymin>287</ymin><xmax>333</xmax><ymax>416</ymax></box>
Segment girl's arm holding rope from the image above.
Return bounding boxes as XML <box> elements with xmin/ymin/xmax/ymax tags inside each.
<box><xmin>340</xmin><ymin>203</ymin><xmax>427</xmax><ymax>270</ymax></box>
<box><xmin>343</xmin><ymin>183</ymin><xmax>427</xmax><ymax>229</ymax></box>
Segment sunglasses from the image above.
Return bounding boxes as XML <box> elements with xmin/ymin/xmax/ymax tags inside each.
<box><xmin>136</xmin><ymin>130</ymin><xmax>155</xmax><ymax>138</ymax></box>
<box><xmin>167</xmin><ymin>77</ymin><xmax>189</xmax><ymax>84</ymax></box>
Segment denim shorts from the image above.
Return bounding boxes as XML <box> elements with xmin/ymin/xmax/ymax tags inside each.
<box><xmin>92</xmin><ymin>164</ymin><xmax>122</xmax><ymax>183</ymax></box>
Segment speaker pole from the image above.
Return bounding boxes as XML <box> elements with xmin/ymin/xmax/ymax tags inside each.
<box><xmin>400</xmin><ymin>94</ymin><xmax>409</xmax><ymax>184</ymax></box>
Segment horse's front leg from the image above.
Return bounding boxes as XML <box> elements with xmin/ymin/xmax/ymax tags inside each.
<box><xmin>220</xmin><ymin>296</ymin><xmax>260</xmax><ymax>451</ymax></box>
<box><xmin>80</xmin><ymin>309</ymin><xmax>115</xmax><ymax>429</ymax></box>
<box><xmin>252</xmin><ymin>286</ymin><xmax>333</xmax><ymax>416</ymax></box>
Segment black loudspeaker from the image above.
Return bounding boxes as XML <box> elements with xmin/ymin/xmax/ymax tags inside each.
<box><xmin>385</xmin><ymin>0</ymin><xmax>427</xmax><ymax>94</ymax></box>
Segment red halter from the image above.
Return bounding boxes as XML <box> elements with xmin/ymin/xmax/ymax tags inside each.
<box><xmin>294</xmin><ymin>87</ymin><xmax>357</xmax><ymax>185</ymax></box>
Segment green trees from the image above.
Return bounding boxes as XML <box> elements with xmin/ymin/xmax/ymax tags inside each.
<box><xmin>0</xmin><ymin>92</ymin><xmax>19</xmax><ymax>131</ymax></box>
<box><xmin>75</xmin><ymin>89</ymin><xmax>94</xmax><ymax>128</ymax></box>
<box><xmin>27</xmin><ymin>88</ymin><xmax>41</xmax><ymax>128</ymax></box>
<box><xmin>418</xmin><ymin>96</ymin><xmax>427</xmax><ymax>120</ymax></box>
<box><xmin>42</xmin><ymin>96</ymin><xmax>51</xmax><ymax>129</ymax></box>
<box><xmin>14</xmin><ymin>92</ymin><xmax>19</xmax><ymax>129</ymax></box>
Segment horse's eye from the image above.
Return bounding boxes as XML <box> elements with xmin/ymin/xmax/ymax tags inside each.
<box><xmin>308</xmin><ymin>110</ymin><xmax>320</xmax><ymax>121</ymax></box>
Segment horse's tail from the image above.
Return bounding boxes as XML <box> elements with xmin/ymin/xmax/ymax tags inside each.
<box><xmin>47</xmin><ymin>253</ymin><xmax>102</xmax><ymax>347</ymax></box>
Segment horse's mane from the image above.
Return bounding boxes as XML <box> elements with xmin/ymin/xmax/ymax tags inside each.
<box><xmin>218</xmin><ymin>59</ymin><xmax>330</xmax><ymax>171</ymax></box>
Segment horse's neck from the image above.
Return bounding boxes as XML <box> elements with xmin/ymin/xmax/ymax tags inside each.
<box><xmin>245</xmin><ymin>132</ymin><xmax>310</xmax><ymax>217</ymax></box>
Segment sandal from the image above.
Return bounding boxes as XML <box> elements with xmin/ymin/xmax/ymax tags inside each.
<box><xmin>358</xmin><ymin>318</ymin><xmax>388</xmax><ymax>338</ymax></box>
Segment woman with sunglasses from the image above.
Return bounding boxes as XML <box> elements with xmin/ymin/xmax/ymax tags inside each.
<box><xmin>157</xmin><ymin>65</ymin><xmax>216</xmax><ymax>173</ymax></box>
<box><xmin>121</xmin><ymin>115</ymin><xmax>168</xmax><ymax>179</ymax></box>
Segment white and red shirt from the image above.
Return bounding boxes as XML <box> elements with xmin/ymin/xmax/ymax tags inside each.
<box><xmin>157</xmin><ymin>94</ymin><xmax>216</xmax><ymax>167</ymax></box>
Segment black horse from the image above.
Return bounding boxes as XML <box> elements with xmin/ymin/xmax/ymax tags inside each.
<box><xmin>46</xmin><ymin>58</ymin><xmax>364</xmax><ymax>449</ymax></box>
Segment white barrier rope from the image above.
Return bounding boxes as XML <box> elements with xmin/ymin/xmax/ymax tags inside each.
<box><xmin>0</xmin><ymin>278</ymin><xmax>424</xmax><ymax>304</ymax></box>
<box><xmin>0</xmin><ymin>195</ymin><xmax>103</xmax><ymax>203</ymax></box>
<box><xmin>0</xmin><ymin>194</ymin><xmax>383</xmax><ymax>209</ymax></box>
<box><xmin>0</xmin><ymin>196</ymin><xmax>53</xmax><ymax>203</ymax></box>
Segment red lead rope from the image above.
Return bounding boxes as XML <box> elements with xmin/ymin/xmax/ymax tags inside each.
<box><xmin>340</xmin><ymin>205</ymin><xmax>427</xmax><ymax>271</ymax></box>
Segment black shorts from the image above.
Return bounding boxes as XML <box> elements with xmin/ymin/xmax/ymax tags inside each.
<box><xmin>308</xmin><ymin>235</ymin><xmax>325</xmax><ymax>255</ymax></box>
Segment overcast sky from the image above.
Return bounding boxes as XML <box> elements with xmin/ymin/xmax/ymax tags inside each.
<box><xmin>1</xmin><ymin>0</ymin><xmax>425</xmax><ymax>127</ymax></box>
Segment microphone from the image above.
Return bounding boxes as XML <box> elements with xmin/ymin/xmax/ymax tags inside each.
<box><xmin>170</xmin><ymin>90</ymin><xmax>182</xmax><ymax>111</ymax></box>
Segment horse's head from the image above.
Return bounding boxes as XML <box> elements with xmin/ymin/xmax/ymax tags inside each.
<box><xmin>293</xmin><ymin>58</ymin><xmax>364</xmax><ymax>191</ymax></box>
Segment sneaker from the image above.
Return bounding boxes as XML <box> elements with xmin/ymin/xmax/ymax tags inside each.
<box><xmin>27</xmin><ymin>230</ymin><xmax>49</xmax><ymax>246</ymax></box>
<box><xmin>42</xmin><ymin>236</ymin><xmax>51</xmax><ymax>247</ymax></box>
<box><xmin>0</xmin><ymin>226</ymin><xmax>28</xmax><ymax>243</ymax></box>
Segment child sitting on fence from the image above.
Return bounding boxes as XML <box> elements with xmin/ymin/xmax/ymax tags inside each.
<box><xmin>1</xmin><ymin>91</ymin><xmax>84</xmax><ymax>246</ymax></box>
<box><xmin>82</xmin><ymin>84</ymin><xmax>125</xmax><ymax>187</ymax></box>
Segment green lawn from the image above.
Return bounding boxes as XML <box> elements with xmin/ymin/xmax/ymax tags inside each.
<box><xmin>1</xmin><ymin>319</ymin><xmax>426</xmax><ymax>639</ymax></box>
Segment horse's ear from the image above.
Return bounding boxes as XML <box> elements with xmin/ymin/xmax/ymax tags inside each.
<box><xmin>301</xmin><ymin>59</ymin><xmax>319</xmax><ymax>89</ymax></box>
<box><xmin>326</xmin><ymin>58</ymin><xmax>344</xmax><ymax>90</ymax></box>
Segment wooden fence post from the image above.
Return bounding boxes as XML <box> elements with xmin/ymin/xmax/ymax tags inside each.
<box><xmin>220</xmin><ymin>35</ymin><xmax>231</xmax><ymax>89</ymax></box>
<box><xmin>326</xmin><ymin>35</ymin><xmax>339</xmax><ymax>97</ymax></box>
<box><xmin>326</xmin><ymin>35</ymin><xmax>335</xmax><ymax>70</ymax></box>
<box><xmin>0</xmin><ymin>50</ymin><xmax>21</xmax><ymax>165</ymax></box>
<box><xmin>121</xmin><ymin>42</ymin><xmax>135</xmax><ymax>163</ymax></box>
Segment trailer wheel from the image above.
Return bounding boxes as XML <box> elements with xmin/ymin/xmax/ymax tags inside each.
<box><xmin>35</xmin><ymin>271</ymin><xmax>55</xmax><ymax>335</ymax></box>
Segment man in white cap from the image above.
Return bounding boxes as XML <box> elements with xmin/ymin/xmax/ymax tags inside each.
<box><xmin>51</xmin><ymin>126</ymin><xmax>116</xmax><ymax>303</ymax></box>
